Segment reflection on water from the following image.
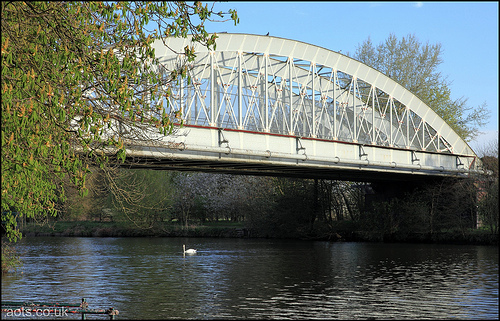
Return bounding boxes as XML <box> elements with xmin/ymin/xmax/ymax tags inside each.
<box><xmin>2</xmin><ymin>237</ymin><xmax>498</xmax><ymax>320</ymax></box>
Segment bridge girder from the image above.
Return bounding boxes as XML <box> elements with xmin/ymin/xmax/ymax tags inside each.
<box><xmin>100</xmin><ymin>33</ymin><xmax>487</xmax><ymax>179</ymax></box>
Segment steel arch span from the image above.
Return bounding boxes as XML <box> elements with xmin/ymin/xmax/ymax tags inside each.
<box><xmin>118</xmin><ymin>33</ymin><xmax>486</xmax><ymax>181</ymax></box>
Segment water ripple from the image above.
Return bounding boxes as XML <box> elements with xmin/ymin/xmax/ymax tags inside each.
<box><xmin>2</xmin><ymin>238</ymin><xmax>498</xmax><ymax>320</ymax></box>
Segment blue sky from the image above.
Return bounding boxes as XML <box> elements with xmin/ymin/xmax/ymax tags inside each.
<box><xmin>202</xmin><ymin>1</ymin><xmax>498</xmax><ymax>151</ymax></box>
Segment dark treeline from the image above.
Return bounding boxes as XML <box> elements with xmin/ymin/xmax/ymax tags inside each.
<box><xmin>30</xmin><ymin>153</ymin><xmax>498</xmax><ymax>243</ymax></box>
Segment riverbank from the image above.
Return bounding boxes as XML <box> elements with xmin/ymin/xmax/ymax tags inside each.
<box><xmin>21</xmin><ymin>221</ymin><xmax>248</xmax><ymax>238</ymax></box>
<box><xmin>18</xmin><ymin>221</ymin><xmax>498</xmax><ymax>245</ymax></box>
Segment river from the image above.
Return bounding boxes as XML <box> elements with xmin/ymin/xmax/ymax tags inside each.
<box><xmin>1</xmin><ymin>237</ymin><xmax>498</xmax><ymax>319</ymax></box>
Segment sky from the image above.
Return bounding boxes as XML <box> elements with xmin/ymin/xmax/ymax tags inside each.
<box><xmin>201</xmin><ymin>1</ymin><xmax>498</xmax><ymax>153</ymax></box>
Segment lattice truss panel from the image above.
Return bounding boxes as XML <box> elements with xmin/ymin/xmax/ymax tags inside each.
<box><xmin>154</xmin><ymin>50</ymin><xmax>453</xmax><ymax>153</ymax></box>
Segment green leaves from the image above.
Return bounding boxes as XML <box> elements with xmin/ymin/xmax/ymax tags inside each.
<box><xmin>1</xmin><ymin>1</ymin><xmax>239</xmax><ymax>242</ymax></box>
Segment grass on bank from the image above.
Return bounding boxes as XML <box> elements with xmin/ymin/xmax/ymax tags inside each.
<box><xmin>20</xmin><ymin>220</ymin><xmax>247</xmax><ymax>237</ymax></box>
<box><xmin>16</xmin><ymin>219</ymin><xmax>498</xmax><ymax>244</ymax></box>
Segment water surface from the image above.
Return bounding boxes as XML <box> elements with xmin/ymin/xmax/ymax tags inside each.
<box><xmin>2</xmin><ymin>237</ymin><xmax>498</xmax><ymax>319</ymax></box>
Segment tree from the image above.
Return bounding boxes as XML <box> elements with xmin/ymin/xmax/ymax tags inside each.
<box><xmin>108</xmin><ymin>169</ymin><xmax>176</xmax><ymax>228</ymax></box>
<box><xmin>260</xmin><ymin>178</ymin><xmax>318</xmax><ymax>237</ymax></box>
<box><xmin>352</xmin><ymin>34</ymin><xmax>489</xmax><ymax>142</ymax></box>
<box><xmin>475</xmin><ymin>137</ymin><xmax>499</xmax><ymax>234</ymax></box>
<box><xmin>172</xmin><ymin>172</ymin><xmax>273</xmax><ymax>225</ymax></box>
<box><xmin>478</xmin><ymin>178</ymin><xmax>498</xmax><ymax>234</ymax></box>
<box><xmin>1</xmin><ymin>1</ymin><xmax>238</xmax><ymax>241</ymax></box>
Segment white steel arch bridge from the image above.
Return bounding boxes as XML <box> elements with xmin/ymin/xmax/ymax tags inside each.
<box><xmin>115</xmin><ymin>33</ymin><xmax>486</xmax><ymax>182</ymax></box>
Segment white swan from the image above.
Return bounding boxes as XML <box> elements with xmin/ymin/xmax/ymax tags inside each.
<box><xmin>183</xmin><ymin>244</ymin><xmax>197</xmax><ymax>254</ymax></box>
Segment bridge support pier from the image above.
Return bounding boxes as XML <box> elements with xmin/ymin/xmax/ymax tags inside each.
<box><xmin>367</xmin><ymin>180</ymin><xmax>431</xmax><ymax>203</ymax></box>
<box><xmin>363</xmin><ymin>176</ymin><xmax>480</xmax><ymax>238</ymax></box>
<box><xmin>364</xmin><ymin>178</ymin><xmax>447</xmax><ymax>212</ymax></box>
